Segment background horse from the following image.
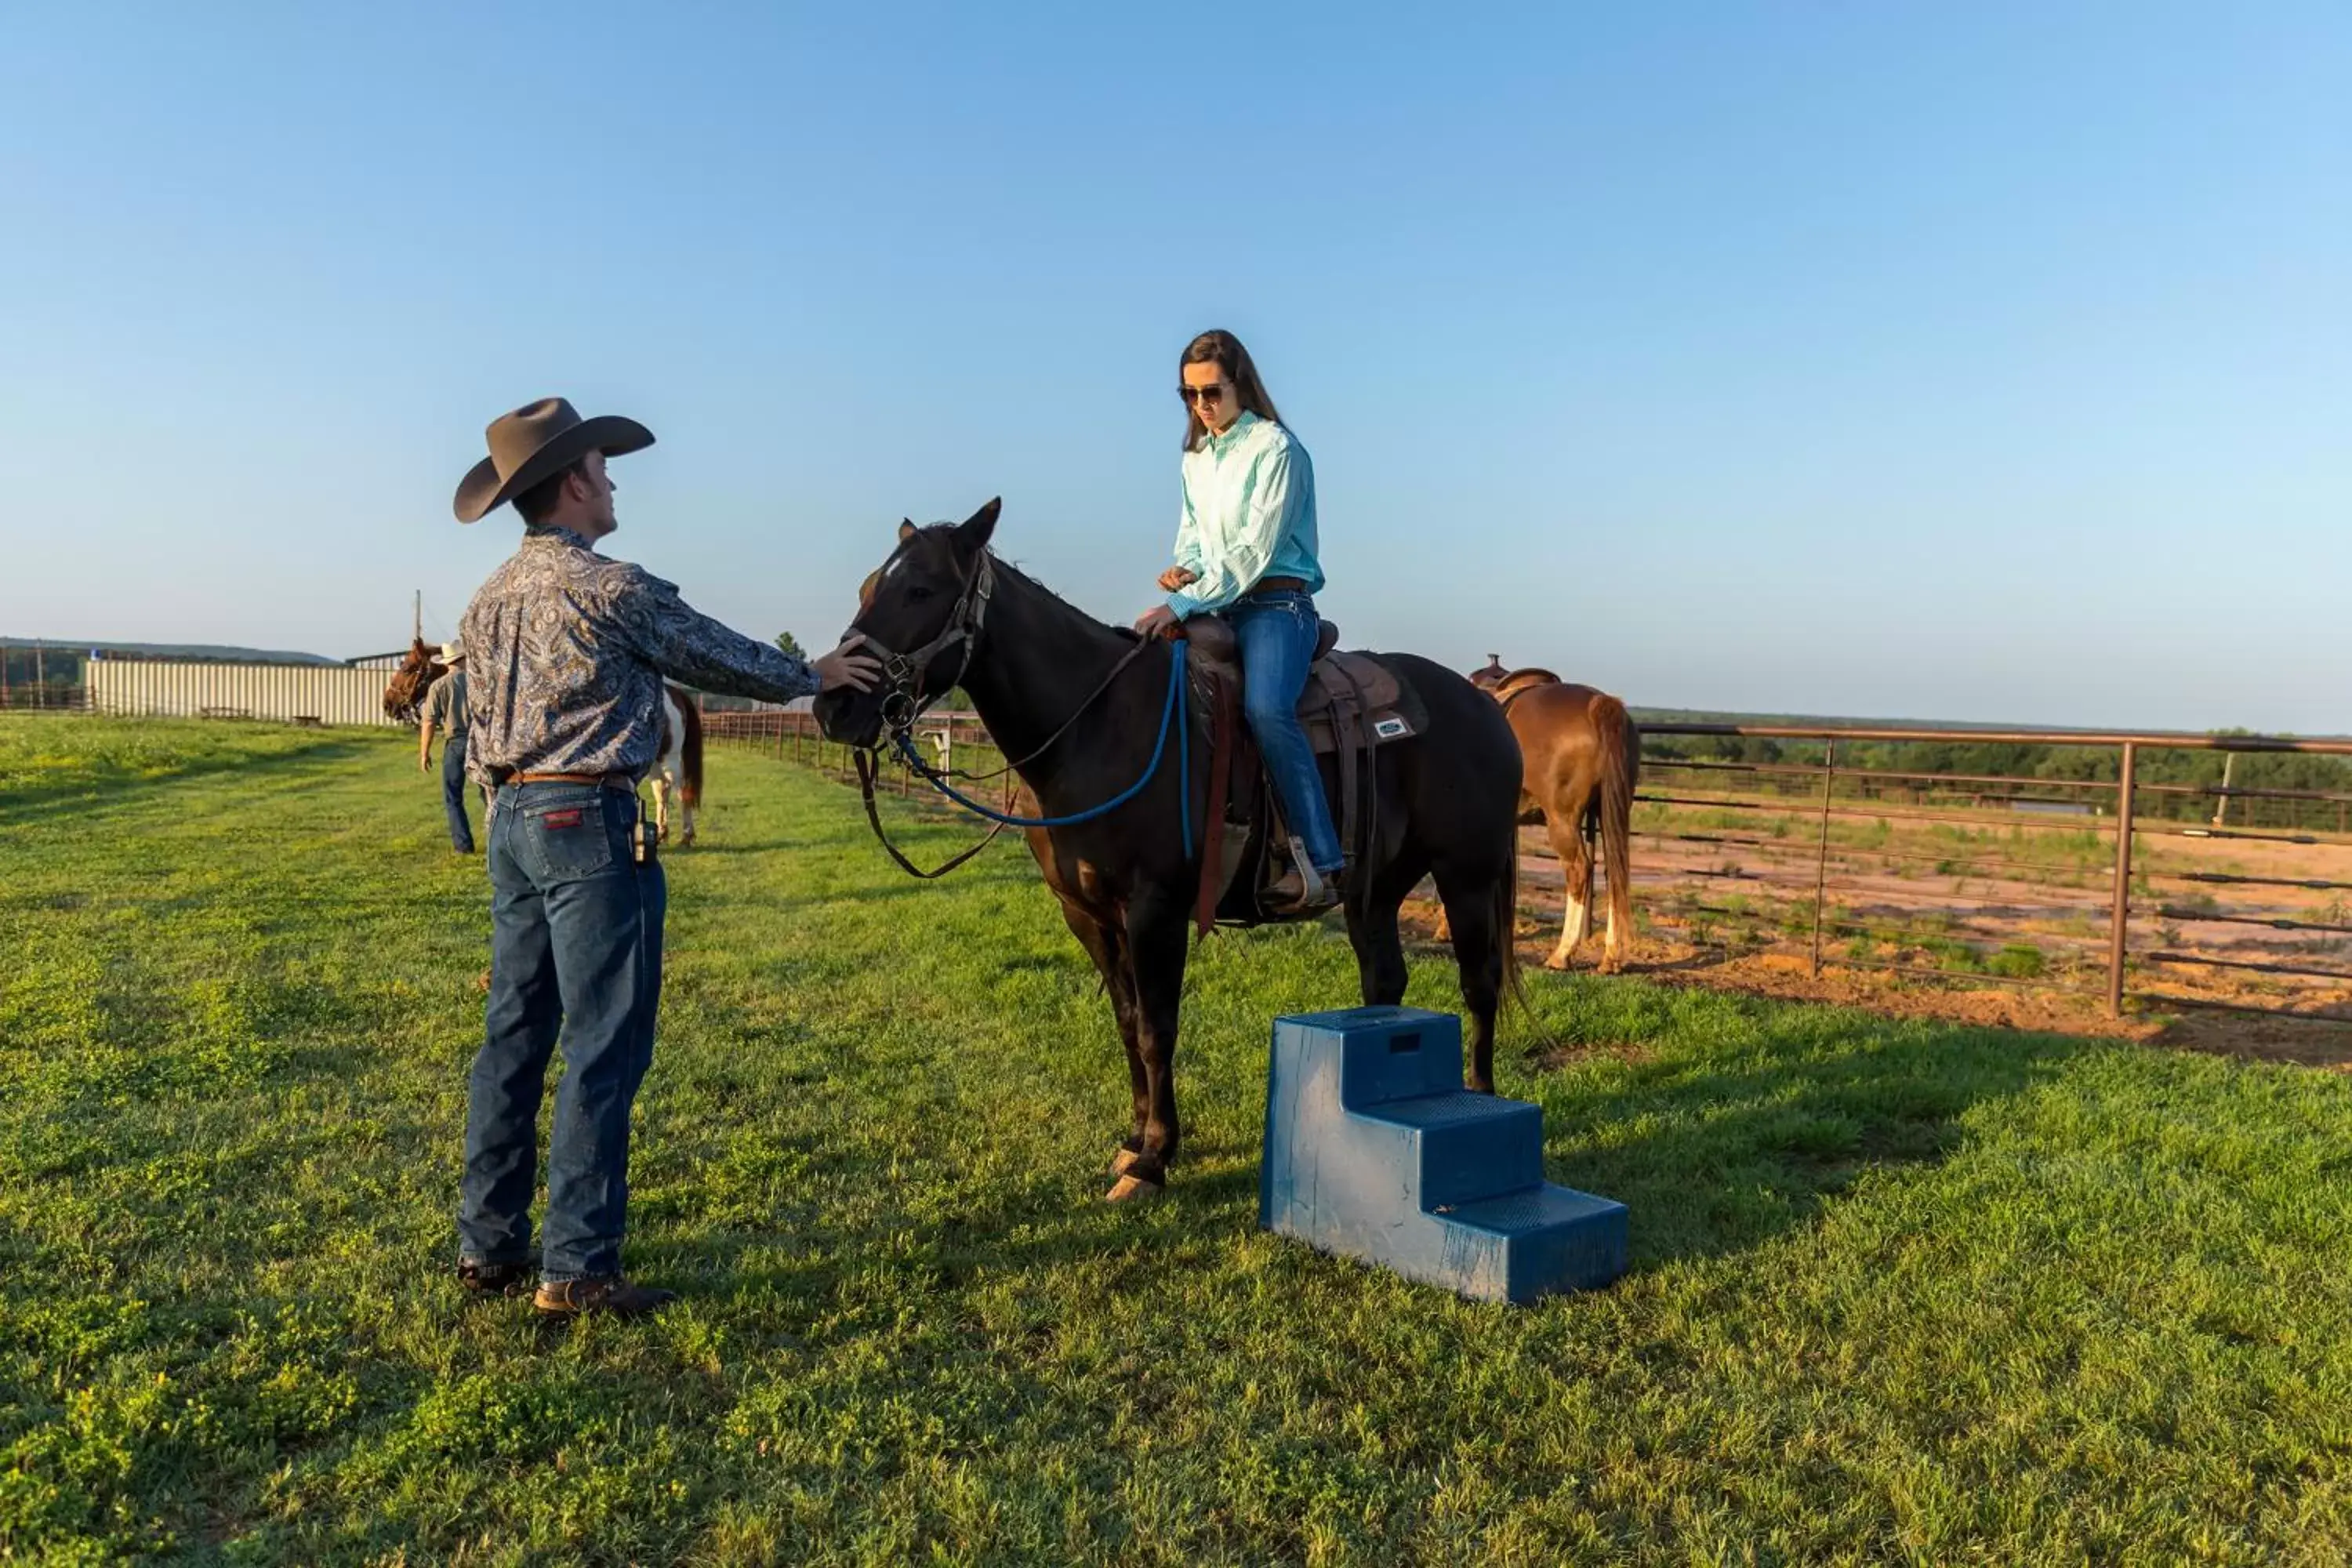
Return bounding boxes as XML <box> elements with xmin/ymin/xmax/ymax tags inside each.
<box><xmin>1460</xmin><ymin>659</ymin><xmax>1639</xmax><ymax>973</ymax></box>
<box><xmin>817</xmin><ymin>500</ymin><xmax>1528</xmax><ymax>1201</ymax></box>
<box><xmin>381</xmin><ymin>638</ymin><xmax>445</xmax><ymax>724</ymax></box>
<box><xmin>646</xmin><ymin>684</ymin><xmax>705</xmax><ymax>846</ymax></box>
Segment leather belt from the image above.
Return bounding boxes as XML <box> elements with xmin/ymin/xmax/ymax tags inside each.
<box><xmin>507</xmin><ymin>771</ymin><xmax>637</xmax><ymax>791</ymax></box>
<box><xmin>1251</xmin><ymin>576</ymin><xmax>1309</xmax><ymax>593</ymax></box>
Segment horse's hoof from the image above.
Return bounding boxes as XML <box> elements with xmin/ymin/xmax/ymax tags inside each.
<box><xmin>1544</xmin><ymin>954</ymin><xmax>1573</xmax><ymax>971</ymax></box>
<box><xmin>680</xmin><ymin>833</ymin><xmax>695</xmax><ymax>848</ymax></box>
<box><xmin>1109</xmin><ymin>1147</ymin><xmax>1141</xmax><ymax>1178</ymax></box>
<box><xmin>1105</xmin><ymin>1172</ymin><xmax>1164</xmax><ymax>1203</ymax></box>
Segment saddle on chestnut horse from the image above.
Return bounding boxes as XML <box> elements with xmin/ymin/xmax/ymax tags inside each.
<box><xmin>1177</xmin><ymin>615</ymin><xmax>1426</xmax><ymax>931</ymax></box>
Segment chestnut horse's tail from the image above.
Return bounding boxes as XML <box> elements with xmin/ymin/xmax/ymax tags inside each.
<box><xmin>1592</xmin><ymin>694</ymin><xmax>1638</xmax><ymax>942</ymax></box>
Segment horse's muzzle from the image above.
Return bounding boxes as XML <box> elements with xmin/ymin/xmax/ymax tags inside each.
<box><xmin>813</xmin><ymin>688</ymin><xmax>881</xmax><ymax>749</ymax></box>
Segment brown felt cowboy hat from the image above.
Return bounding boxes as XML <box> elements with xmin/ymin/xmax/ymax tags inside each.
<box><xmin>453</xmin><ymin>397</ymin><xmax>655</xmax><ymax>523</ymax></box>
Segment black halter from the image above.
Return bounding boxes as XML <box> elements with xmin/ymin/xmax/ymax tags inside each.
<box><xmin>857</xmin><ymin>550</ymin><xmax>996</xmax><ymax>742</ymax></box>
<box><xmin>844</xmin><ymin>546</ymin><xmax>1167</xmax><ymax>880</ymax></box>
<box><xmin>846</xmin><ymin>547</ymin><xmax>1005</xmax><ymax>879</ymax></box>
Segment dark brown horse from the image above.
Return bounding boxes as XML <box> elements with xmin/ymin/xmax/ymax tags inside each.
<box><xmin>382</xmin><ymin>638</ymin><xmax>446</xmax><ymax>725</ymax></box>
<box><xmin>816</xmin><ymin>501</ymin><xmax>1527</xmax><ymax>1200</ymax></box>
<box><xmin>1458</xmin><ymin>659</ymin><xmax>1640</xmax><ymax>973</ymax></box>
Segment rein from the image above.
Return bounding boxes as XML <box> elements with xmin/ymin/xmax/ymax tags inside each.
<box><xmin>854</xmin><ymin>750</ymin><xmax>1011</xmax><ymax>879</ymax></box>
<box><xmin>888</xmin><ymin>640</ymin><xmax>1192</xmax><ymax>845</ymax></box>
<box><xmin>927</xmin><ymin>638</ymin><xmax>1154</xmax><ymax>784</ymax></box>
<box><xmin>848</xmin><ymin>546</ymin><xmax>1195</xmax><ymax>877</ymax></box>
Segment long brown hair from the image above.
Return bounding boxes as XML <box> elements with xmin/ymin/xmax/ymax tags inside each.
<box><xmin>1180</xmin><ymin>329</ymin><xmax>1284</xmax><ymax>451</ymax></box>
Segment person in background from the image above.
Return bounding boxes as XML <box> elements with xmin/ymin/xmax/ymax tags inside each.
<box><xmin>416</xmin><ymin>641</ymin><xmax>475</xmax><ymax>854</ymax></box>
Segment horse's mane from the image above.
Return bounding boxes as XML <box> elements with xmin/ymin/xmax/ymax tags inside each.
<box><xmin>895</xmin><ymin>528</ymin><xmax>1141</xmax><ymax>645</ymax></box>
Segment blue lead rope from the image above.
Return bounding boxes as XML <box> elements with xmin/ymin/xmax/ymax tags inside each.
<box><xmin>891</xmin><ymin>639</ymin><xmax>1192</xmax><ymax>857</ymax></box>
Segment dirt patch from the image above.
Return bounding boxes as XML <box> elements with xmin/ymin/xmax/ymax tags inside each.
<box><xmin>1400</xmin><ymin>896</ymin><xmax>2352</xmax><ymax>1070</ymax></box>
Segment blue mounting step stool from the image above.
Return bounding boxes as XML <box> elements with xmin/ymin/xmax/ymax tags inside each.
<box><xmin>1259</xmin><ymin>1005</ymin><xmax>1628</xmax><ymax>1304</ymax></box>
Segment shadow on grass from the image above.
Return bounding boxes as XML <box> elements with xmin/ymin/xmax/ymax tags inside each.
<box><xmin>1530</xmin><ymin>989</ymin><xmax>2088</xmax><ymax>1270</ymax></box>
<box><xmin>631</xmin><ymin>1156</ymin><xmax>1273</xmax><ymax>1320</ymax></box>
<box><xmin>0</xmin><ymin>735</ymin><xmax>376</xmax><ymax>826</ymax></box>
<box><xmin>2143</xmin><ymin>1009</ymin><xmax>2352</xmax><ymax>1069</ymax></box>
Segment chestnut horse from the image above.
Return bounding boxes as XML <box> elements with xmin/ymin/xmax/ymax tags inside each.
<box><xmin>381</xmin><ymin>638</ymin><xmax>446</xmax><ymax>725</ymax></box>
<box><xmin>816</xmin><ymin>501</ymin><xmax>1527</xmax><ymax>1201</ymax></box>
<box><xmin>387</xmin><ymin>641</ymin><xmax>702</xmax><ymax>840</ymax></box>
<box><xmin>1457</xmin><ymin>658</ymin><xmax>1639</xmax><ymax>974</ymax></box>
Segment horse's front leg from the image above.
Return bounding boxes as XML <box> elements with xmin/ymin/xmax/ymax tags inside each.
<box><xmin>1111</xmin><ymin>888</ymin><xmax>1189</xmax><ymax>1201</ymax></box>
<box><xmin>1055</xmin><ymin>901</ymin><xmax>1148</xmax><ymax>1177</ymax></box>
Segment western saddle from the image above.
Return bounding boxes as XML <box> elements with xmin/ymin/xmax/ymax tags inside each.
<box><xmin>1176</xmin><ymin>614</ymin><xmax>1425</xmax><ymax>931</ymax></box>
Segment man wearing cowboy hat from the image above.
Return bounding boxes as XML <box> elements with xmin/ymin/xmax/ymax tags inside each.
<box><xmin>448</xmin><ymin>397</ymin><xmax>880</xmax><ymax>1318</ymax></box>
<box><xmin>416</xmin><ymin>641</ymin><xmax>475</xmax><ymax>854</ymax></box>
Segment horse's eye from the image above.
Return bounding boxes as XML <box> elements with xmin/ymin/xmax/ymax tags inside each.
<box><xmin>906</xmin><ymin>585</ymin><xmax>935</xmax><ymax>604</ymax></box>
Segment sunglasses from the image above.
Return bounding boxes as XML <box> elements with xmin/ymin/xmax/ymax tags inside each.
<box><xmin>1178</xmin><ymin>383</ymin><xmax>1232</xmax><ymax>406</ymax></box>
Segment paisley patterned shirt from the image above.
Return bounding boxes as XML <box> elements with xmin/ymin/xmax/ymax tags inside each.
<box><xmin>457</xmin><ymin>526</ymin><xmax>816</xmax><ymax>784</ymax></box>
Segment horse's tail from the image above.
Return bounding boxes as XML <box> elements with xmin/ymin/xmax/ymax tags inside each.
<box><xmin>1495</xmin><ymin>810</ymin><xmax>1530</xmax><ymax>1022</ymax></box>
<box><xmin>677</xmin><ymin>689</ymin><xmax>704</xmax><ymax>808</ymax></box>
<box><xmin>1593</xmin><ymin>693</ymin><xmax>1637</xmax><ymax>942</ymax></box>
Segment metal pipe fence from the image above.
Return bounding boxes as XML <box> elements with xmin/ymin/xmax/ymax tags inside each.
<box><xmin>0</xmin><ymin>686</ymin><xmax>90</xmax><ymax>711</ymax></box>
<box><xmin>697</xmin><ymin>707</ymin><xmax>1029</xmax><ymax>817</ymax></box>
<box><xmin>1628</xmin><ymin>723</ymin><xmax>2352</xmax><ymax>1023</ymax></box>
<box><xmin>695</xmin><ymin>702</ymin><xmax>2352</xmax><ymax>1026</ymax></box>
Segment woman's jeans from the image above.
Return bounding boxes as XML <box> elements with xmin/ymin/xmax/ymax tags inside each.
<box><xmin>1225</xmin><ymin>590</ymin><xmax>1345</xmax><ymax>876</ymax></box>
<box><xmin>458</xmin><ymin>780</ymin><xmax>666</xmax><ymax>1283</ymax></box>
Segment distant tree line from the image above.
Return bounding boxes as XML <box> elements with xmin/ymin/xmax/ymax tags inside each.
<box><xmin>0</xmin><ymin>647</ymin><xmax>85</xmax><ymax>698</ymax></box>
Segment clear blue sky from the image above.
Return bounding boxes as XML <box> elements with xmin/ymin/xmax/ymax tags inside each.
<box><xmin>2</xmin><ymin>3</ymin><xmax>2343</xmax><ymax>729</ymax></box>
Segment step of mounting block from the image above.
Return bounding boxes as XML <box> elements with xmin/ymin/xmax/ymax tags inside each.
<box><xmin>1258</xmin><ymin>1005</ymin><xmax>1628</xmax><ymax>1304</ymax></box>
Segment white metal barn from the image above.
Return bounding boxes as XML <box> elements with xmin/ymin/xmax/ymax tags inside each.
<box><xmin>87</xmin><ymin>656</ymin><xmax>401</xmax><ymax>727</ymax></box>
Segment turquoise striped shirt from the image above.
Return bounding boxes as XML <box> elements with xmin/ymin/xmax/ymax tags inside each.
<box><xmin>1165</xmin><ymin>411</ymin><xmax>1323</xmax><ymax>619</ymax></box>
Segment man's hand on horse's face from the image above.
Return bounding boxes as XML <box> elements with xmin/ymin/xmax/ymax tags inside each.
<box><xmin>1134</xmin><ymin>605</ymin><xmax>1181</xmax><ymax>641</ymax></box>
<box><xmin>814</xmin><ymin>634</ymin><xmax>882</xmax><ymax>693</ymax></box>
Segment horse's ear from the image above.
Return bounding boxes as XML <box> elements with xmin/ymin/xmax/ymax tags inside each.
<box><xmin>955</xmin><ymin>497</ymin><xmax>1001</xmax><ymax>554</ymax></box>
<box><xmin>898</xmin><ymin>519</ymin><xmax>917</xmax><ymax>542</ymax></box>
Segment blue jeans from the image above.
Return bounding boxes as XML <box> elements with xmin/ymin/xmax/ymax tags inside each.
<box><xmin>1229</xmin><ymin>590</ymin><xmax>1344</xmax><ymax>875</ymax></box>
<box><xmin>459</xmin><ymin>781</ymin><xmax>666</xmax><ymax>1283</ymax></box>
<box><xmin>441</xmin><ymin>737</ymin><xmax>476</xmax><ymax>853</ymax></box>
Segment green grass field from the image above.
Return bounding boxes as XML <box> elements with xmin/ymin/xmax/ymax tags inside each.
<box><xmin>8</xmin><ymin>716</ymin><xmax>2352</xmax><ymax>1565</ymax></box>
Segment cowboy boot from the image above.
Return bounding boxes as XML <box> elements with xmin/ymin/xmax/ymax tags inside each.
<box><xmin>1265</xmin><ymin>837</ymin><xmax>1344</xmax><ymax>914</ymax></box>
<box><xmin>532</xmin><ymin>1275</ymin><xmax>677</xmax><ymax>1319</ymax></box>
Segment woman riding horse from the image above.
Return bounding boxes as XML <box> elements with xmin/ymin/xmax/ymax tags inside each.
<box><xmin>1133</xmin><ymin>330</ymin><xmax>1343</xmax><ymax>915</ymax></box>
<box><xmin>818</xmin><ymin>500</ymin><xmax>1526</xmax><ymax>1200</ymax></box>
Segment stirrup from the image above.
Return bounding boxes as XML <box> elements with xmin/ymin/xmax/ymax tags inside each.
<box><xmin>1267</xmin><ymin>838</ymin><xmax>1343</xmax><ymax>913</ymax></box>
